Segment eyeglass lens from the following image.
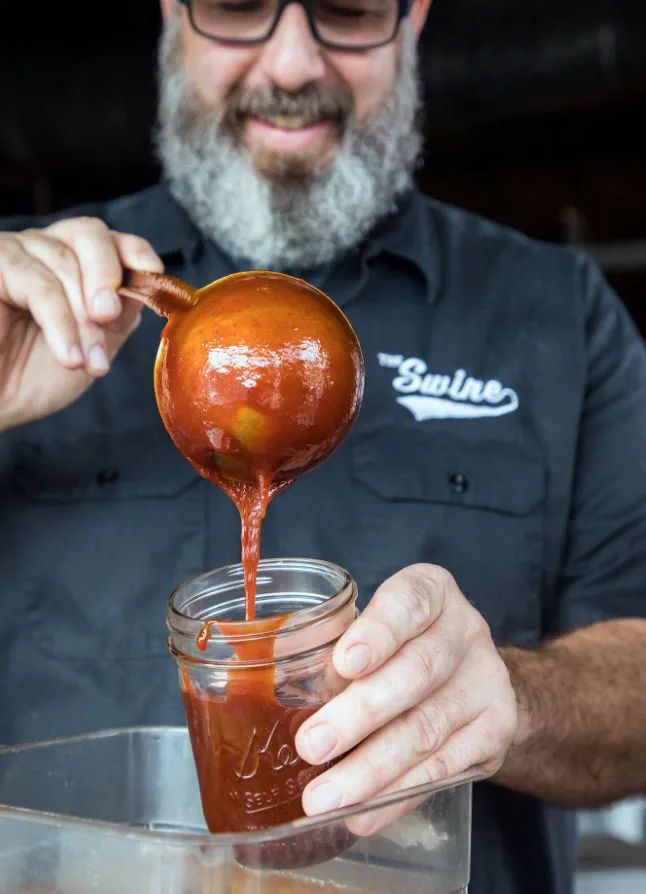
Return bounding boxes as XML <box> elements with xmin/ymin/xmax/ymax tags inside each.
<box><xmin>189</xmin><ymin>0</ymin><xmax>399</xmax><ymax>48</ymax></box>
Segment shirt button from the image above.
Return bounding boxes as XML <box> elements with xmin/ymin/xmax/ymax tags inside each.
<box><xmin>448</xmin><ymin>472</ymin><xmax>469</xmax><ymax>494</ymax></box>
<box><xmin>96</xmin><ymin>468</ymin><xmax>118</xmax><ymax>485</ymax></box>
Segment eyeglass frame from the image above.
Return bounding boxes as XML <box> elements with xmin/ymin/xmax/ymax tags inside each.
<box><xmin>177</xmin><ymin>0</ymin><xmax>414</xmax><ymax>52</ymax></box>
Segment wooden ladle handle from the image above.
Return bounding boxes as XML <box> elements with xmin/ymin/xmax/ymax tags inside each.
<box><xmin>118</xmin><ymin>269</ymin><xmax>199</xmax><ymax>318</ymax></box>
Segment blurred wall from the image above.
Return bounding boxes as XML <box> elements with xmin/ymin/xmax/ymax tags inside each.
<box><xmin>0</xmin><ymin>0</ymin><xmax>644</xmax><ymax>323</ymax></box>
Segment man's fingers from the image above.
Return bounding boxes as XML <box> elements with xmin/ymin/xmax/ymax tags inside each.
<box><xmin>296</xmin><ymin>616</ymin><xmax>469</xmax><ymax>766</ymax></box>
<box><xmin>346</xmin><ymin>717</ymin><xmax>501</xmax><ymax>837</ymax></box>
<box><xmin>112</xmin><ymin>232</ymin><xmax>164</xmax><ymax>275</ymax></box>
<box><xmin>17</xmin><ymin>231</ymin><xmax>109</xmax><ymax>376</ymax></box>
<box><xmin>46</xmin><ymin>218</ymin><xmax>123</xmax><ymax>326</ymax></box>
<box><xmin>333</xmin><ymin>565</ymin><xmax>452</xmax><ymax>680</ymax></box>
<box><xmin>0</xmin><ymin>237</ymin><xmax>83</xmax><ymax>368</ymax></box>
<box><xmin>394</xmin><ymin>715</ymin><xmax>505</xmax><ymax>791</ymax></box>
<box><xmin>43</xmin><ymin>220</ymin><xmax>163</xmax><ymax>368</ymax></box>
<box><xmin>301</xmin><ymin>673</ymin><xmax>487</xmax><ymax>817</ymax></box>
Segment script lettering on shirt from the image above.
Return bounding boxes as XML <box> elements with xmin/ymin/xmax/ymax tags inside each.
<box><xmin>379</xmin><ymin>354</ymin><xmax>519</xmax><ymax>421</ymax></box>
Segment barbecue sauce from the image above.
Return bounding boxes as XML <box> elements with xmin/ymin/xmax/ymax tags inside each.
<box><xmin>123</xmin><ymin>269</ymin><xmax>363</xmax><ymax>840</ymax></box>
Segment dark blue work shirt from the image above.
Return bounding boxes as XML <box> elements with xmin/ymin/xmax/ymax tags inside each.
<box><xmin>2</xmin><ymin>184</ymin><xmax>646</xmax><ymax>894</ymax></box>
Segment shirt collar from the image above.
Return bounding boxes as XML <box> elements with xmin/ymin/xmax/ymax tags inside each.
<box><xmin>368</xmin><ymin>188</ymin><xmax>438</xmax><ymax>302</ymax></box>
<box><xmin>145</xmin><ymin>182</ymin><xmax>438</xmax><ymax>302</ymax></box>
<box><xmin>117</xmin><ymin>182</ymin><xmax>202</xmax><ymax>263</ymax></box>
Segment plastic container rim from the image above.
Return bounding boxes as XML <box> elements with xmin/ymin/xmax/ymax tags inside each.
<box><xmin>0</xmin><ymin>726</ymin><xmax>483</xmax><ymax>846</ymax></box>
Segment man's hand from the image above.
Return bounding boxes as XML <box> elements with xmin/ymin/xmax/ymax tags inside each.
<box><xmin>295</xmin><ymin>564</ymin><xmax>518</xmax><ymax>829</ymax></box>
<box><xmin>0</xmin><ymin>217</ymin><xmax>164</xmax><ymax>432</ymax></box>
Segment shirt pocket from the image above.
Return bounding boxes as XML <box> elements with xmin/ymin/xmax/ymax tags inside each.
<box><xmin>7</xmin><ymin>428</ymin><xmax>205</xmax><ymax>661</ymax></box>
<box><xmin>13</xmin><ymin>428</ymin><xmax>199</xmax><ymax>501</ymax></box>
<box><xmin>350</xmin><ymin>426</ymin><xmax>546</xmax><ymax>643</ymax></box>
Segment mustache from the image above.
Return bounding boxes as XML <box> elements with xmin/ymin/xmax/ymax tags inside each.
<box><xmin>223</xmin><ymin>83</ymin><xmax>355</xmax><ymax>129</ymax></box>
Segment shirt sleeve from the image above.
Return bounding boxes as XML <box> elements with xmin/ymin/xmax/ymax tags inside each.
<box><xmin>554</xmin><ymin>255</ymin><xmax>646</xmax><ymax>631</ymax></box>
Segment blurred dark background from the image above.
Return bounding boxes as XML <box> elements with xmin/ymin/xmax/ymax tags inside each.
<box><xmin>0</xmin><ymin>0</ymin><xmax>644</xmax><ymax>325</ymax></box>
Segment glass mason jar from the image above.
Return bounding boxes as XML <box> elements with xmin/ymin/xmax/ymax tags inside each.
<box><xmin>167</xmin><ymin>557</ymin><xmax>358</xmax><ymax>868</ymax></box>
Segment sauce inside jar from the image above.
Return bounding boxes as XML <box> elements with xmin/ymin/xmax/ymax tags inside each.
<box><xmin>169</xmin><ymin>566</ymin><xmax>358</xmax><ymax>864</ymax></box>
<box><xmin>183</xmin><ymin>612</ymin><xmax>341</xmax><ymax>836</ymax></box>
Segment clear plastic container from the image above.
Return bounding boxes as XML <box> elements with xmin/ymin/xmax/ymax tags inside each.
<box><xmin>0</xmin><ymin>727</ymin><xmax>476</xmax><ymax>893</ymax></box>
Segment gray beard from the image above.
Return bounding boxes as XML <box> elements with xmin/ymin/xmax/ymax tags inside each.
<box><xmin>156</xmin><ymin>18</ymin><xmax>422</xmax><ymax>271</ymax></box>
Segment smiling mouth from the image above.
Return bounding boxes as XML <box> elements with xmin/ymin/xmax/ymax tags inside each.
<box><xmin>253</xmin><ymin>114</ymin><xmax>331</xmax><ymax>130</ymax></box>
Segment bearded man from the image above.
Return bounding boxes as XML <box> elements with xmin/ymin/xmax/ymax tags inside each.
<box><xmin>1</xmin><ymin>3</ymin><xmax>645</xmax><ymax>893</ymax></box>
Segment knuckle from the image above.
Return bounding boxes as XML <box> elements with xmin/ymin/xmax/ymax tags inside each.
<box><xmin>425</xmin><ymin>563</ymin><xmax>456</xmax><ymax>593</ymax></box>
<box><xmin>119</xmin><ymin>233</ymin><xmax>153</xmax><ymax>253</ymax></box>
<box><xmin>484</xmin><ymin>704</ymin><xmax>516</xmax><ymax>752</ymax></box>
<box><xmin>27</xmin><ymin>234</ymin><xmax>78</xmax><ymax>271</ymax></box>
<box><xmin>465</xmin><ymin>605</ymin><xmax>490</xmax><ymax>643</ymax></box>
<box><xmin>406</xmin><ymin>704</ymin><xmax>442</xmax><ymax>757</ymax></box>
<box><xmin>410</xmin><ymin>563</ymin><xmax>454</xmax><ymax>592</ymax></box>
<box><xmin>26</xmin><ymin>266</ymin><xmax>62</xmax><ymax>292</ymax></box>
<box><xmin>359</xmin><ymin>743</ymin><xmax>399</xmax><ymax>793</ymax></box>
<box><xmin>404</xmin><ymin>638</ymin><xmax>439</xmax><ymax>693</ymax></box>
<box><xmin>500</xmin><ymin>703</ymin><xmax>518</xmax><ymax>744</ymax></box>
<box><xmin>426</xmin><ymin>750</ymin><xmax>451</xmax><ymax>782</ymax></box>
<box><xmin>68</xmin><ymin>219</ymin><xmax>119</xmax><ymax>268</ymax></box>
<box><xmin>74</xmin><ymin>216</ymin><xmax>110</xmax><ymax>234</ymax></box>
<box><xmin>17</xmin><ymin>227</ymin><xmax>40</xmax><ymax>240</ymax></box>
<box><xmin>392</xmin><ymin>569</ymin><xmax>439</xmax><ymax>632</ymax></box>
<box><xmin>347</xmin><ymin>690</ymin><xmax>380</xmax><ymax>738</ymax></box>
<box><xmin>47</xmin><ymin>216</ymin><xmax>106</xmax><ymax>239</ymax></box>
<box><xmin>48</xmin><ymin>238</ymin><xmax>77</xmax><ymax>268</ymax></box>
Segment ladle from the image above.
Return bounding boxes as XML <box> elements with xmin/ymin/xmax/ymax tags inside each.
<box><xmin>118</xmin><ymin>268</ymin><xmax>365</xmax><ymax>617</ymax></box>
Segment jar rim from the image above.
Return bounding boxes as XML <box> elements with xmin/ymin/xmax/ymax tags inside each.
<box><xmin>167</xmin><ymin>557</ymin><xmax>356</xmax><ymax>648</ymax></box>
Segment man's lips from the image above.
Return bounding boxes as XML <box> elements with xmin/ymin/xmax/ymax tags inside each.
<box><xmin>244</xmin><ymin>116</ymin><xmax>335</xmax><ymax>153</ymax></box>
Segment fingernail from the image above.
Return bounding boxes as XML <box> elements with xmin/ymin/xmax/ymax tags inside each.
<box><xmin>344</xmin><ymin>644</ymin><xmax>370</xmax><ymax>676</ymax></box>
<box><xmin>92</xmin><ymin>289</ymin><xmax>119</xmax><ymax>318</ymax></box>
<box><xmin>88</xmin><ymin>344</ymin><xmax>109</xmax><ymax>373</ymax></box>
<box><xmin>132</xmin><ymin>252</ymin><xmax>164</xmax><ymax>272</ymax></box>
<box><xmin>305</xmin><ymin>725</ymin><xmax>337</xmax><ymax>762</ymax></box>
<box><xmin>68</xmin><ymin>344</ymin><xmax>83</xmax><ymax>366</ymax></box>
<box><xmin>311</xmin><ymin>782</ymin><xmax>343</xmax><ymax>813</ymax></box>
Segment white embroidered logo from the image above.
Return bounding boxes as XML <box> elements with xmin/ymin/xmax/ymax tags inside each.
<box><xmin>378</xmin><ymin>354</ymin><xmax>519</xmax><ymax>421</ymax></box>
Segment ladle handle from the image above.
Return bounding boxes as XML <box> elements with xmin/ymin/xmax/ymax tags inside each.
<box><xmin>118</xmin><ymin>269</ymin><xmax>198</xmax><ymax>318</ymax></box>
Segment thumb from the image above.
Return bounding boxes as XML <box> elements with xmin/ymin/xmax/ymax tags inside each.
<box><xmin>104</xmin><ymin>296</ymin><xmax>143</xmax><ymax>359</ymax></box>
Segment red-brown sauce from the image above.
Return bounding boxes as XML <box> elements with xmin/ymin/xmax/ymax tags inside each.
<box><xmin>143</xmin><ymin>270</ymin><xmax>363</xmax><ymax>841</ymax></box>
<box><xmin>153</xmin><ymin>270</ymin><xmax>363</xmax><ymax>621</ymax></box>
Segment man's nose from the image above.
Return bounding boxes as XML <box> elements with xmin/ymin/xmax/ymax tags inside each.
<box><xmin>258</xmin><ymin>4</ymin><xmax>327</xmax><ymax>90</ymax></box>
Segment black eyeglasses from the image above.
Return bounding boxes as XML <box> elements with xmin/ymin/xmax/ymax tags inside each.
<box><xmin>178</xmin><ymin>0</ymin><xmax>412</xmax><ymax>51</ymax></box>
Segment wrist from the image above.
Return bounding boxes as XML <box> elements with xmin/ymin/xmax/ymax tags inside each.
<box><xmin>497</xmin><ymin>644</ymin><xmax>542</xmax><ymax>750</ymax></box>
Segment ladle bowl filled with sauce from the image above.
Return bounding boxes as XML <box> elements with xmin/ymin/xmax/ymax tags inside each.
<box><xmin>120</xmin><ymin>268</ymin><xmax>365</xmax><ymax>618</ymax></box>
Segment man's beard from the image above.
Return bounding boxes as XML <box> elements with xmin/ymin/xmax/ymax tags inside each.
<box><xmin>156</xmin><ymin>16</ymin><xmax>423</xmax><ymax>271</ymax></box>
